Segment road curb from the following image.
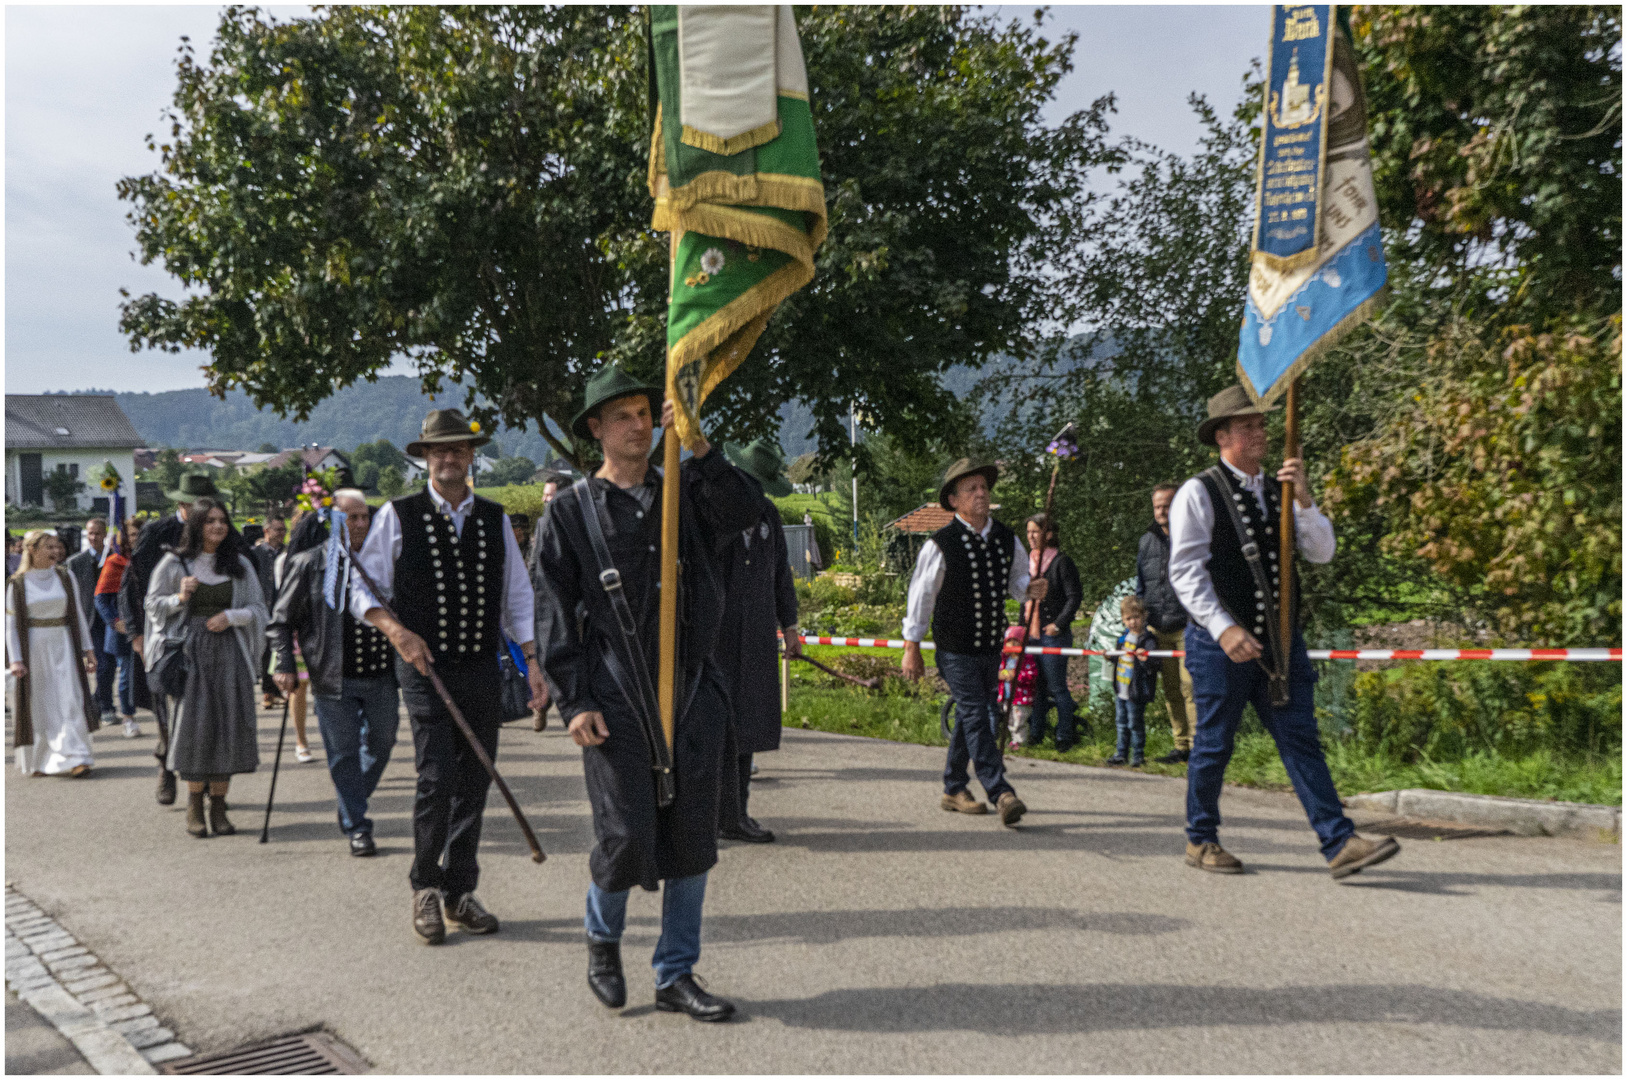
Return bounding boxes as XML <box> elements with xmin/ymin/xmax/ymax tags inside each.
<box><xmin>5</xmin><ymin>884</ymin><xmax>190</xmax><ymax>1073</ymax></box>
<box><xmin>1343</xmin><ymin>789</ymin><xmax>1621</xmax><ymax>838</ymax></box>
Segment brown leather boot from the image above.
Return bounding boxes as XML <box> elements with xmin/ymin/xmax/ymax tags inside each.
<box><xmin>156</xmin><ymin>768</ymin><xmax>177</xmax><ymax>806</ymax></box>
<box><xmin>207</xmin><ymin>793</ymin><xmax>235</xmax><ymax>836</ymax></box>
<box><xmin>185</xmin><ymin>792</ymin><xmax>208</xmax><ymax>838</ymax></box>
<box><xmin>996</xmin><ymin>792</ymin><xmax>1027</xmax><ymax>827</ymax></box>
<box><xmin>1328</xmin><ymin>834</ymin><xmax>1400</xmax><ymax>879</ymax></box>
<box><xmin>1185</xmin><ymin>841</ymin><xmax>1244</xmax><ymax>873</ymax></box>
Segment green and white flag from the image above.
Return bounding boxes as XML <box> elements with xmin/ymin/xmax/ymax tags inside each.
<box><xmin>647</xmin><ymin>4</ymin><xmax>827</xmax><ymax>449</ymax></box>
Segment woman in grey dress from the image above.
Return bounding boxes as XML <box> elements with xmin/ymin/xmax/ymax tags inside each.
<box><xmin>144</xmin><ymin>499</ymin><xmax>267</xmax><ymax>838</ymax></box>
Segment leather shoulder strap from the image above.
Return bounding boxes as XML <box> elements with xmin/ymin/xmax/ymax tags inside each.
<box><xmin>1203</xmin><ymin>466</ymin><xmax>1286</xmax><ymax>676</ymax></box>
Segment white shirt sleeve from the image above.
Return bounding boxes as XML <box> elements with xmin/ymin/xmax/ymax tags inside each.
<box><xmin>1008</xmin><ymin>534</ymin><xmax>1031</xmax><ymax>602</ymax></box>
<box><xmin>5</xmin><ymin>584</ymin><xmax>18</xmax><ymax>666</ymax></box>
<box><xmin>1169</xmin><ymin>476</ymin><xmax>1340</xmax><ymax>641</ymax></box>
<box><xmin>499</xmin><ymin>514</ymin><xmax>535</xmax><ymax>646</ymax></box>
<box><xmin>902</xmin><ymin>539</ymin><xmax>945</xmax><ymax>643</ymax></box>
<box><xmin>349</xmin><ymin>501</ymin><xmax>403</xmax><ymax>623</ymax></box>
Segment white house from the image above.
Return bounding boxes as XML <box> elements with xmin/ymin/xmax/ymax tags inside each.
<box><xmin>5</xmin><ymin>395</ymin><xmax>142</xmax><ymax>516</ymax></box>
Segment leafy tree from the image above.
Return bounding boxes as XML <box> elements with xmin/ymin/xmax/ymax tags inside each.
<box><xmin>1351</xmin><ymin>4</ymin><xmax>1622</xmax><ymax>323</ymax></box>
<box><xmin>480</xmin><ymin>456</ymin><xmax>537</xmax><ymax>488</ymax></box>
<box><xmin>350</xmin><ymin>438</ymin><xmax>406</xmax><ymax>493</ymax></box>
<box><xmin>256</xmin><ymin>442</ymin><xmax>280</xmax><ymax>454</ymax></box>
<box><xmin>234</xmin><ymin>459</ymin><xmax>306</xmax><ymax>520</ymax></box>
<box><xmin>117</xmin><ymin>5</ymin><xmax>1116</xmax><ymax>470</ymax></box>
<box><xmin>43</xmin><ymin>467</ymin><xmax>84</xmax><ymax>513</ymax></box>
<box><xmin>140</xmin><ymin>447</ymin><xmax>186</xmax><ymax>495</ymax></box>
<box><xmin>376</xmin><ymin>464</ymin><xmax>405</xmax><ymax>499</ymax></box>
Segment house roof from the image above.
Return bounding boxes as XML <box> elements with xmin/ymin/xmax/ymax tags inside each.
<box><xmin>5</xmin><ymin>395</ymin><xmax>143</xmax><ymax>451</ymax></box>
<box><xmin>886</xmin><ymin>504</ymin><xmax>956</xmax><ymax>534</ymax></box>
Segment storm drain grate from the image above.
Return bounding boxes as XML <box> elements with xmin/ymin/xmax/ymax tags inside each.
<box><xmin>159</xmin><ymin>1032</ymin><xmax>367</xmax><ymax>1075</ymax></box>
<box><xmin>1361</xmin><ymin>816</ymin><xmax>1510</xmax><ymax>841</ymax></box>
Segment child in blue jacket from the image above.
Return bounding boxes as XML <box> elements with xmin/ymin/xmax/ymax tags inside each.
<box><xmin>1109</xmin><ymin>596</ymin><xmax>1160</xmax><ymax>766</ymax></box>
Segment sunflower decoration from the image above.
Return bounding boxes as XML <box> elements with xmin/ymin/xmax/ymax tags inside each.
<box><xmin>294</xmin><ymin>466</ymin><xmax>345</xmax><ymax>516</ymax></box>
<box><xmin>97</xmin><ymin>461</ymin><xmax>123</xmax><ymax>493</ymax></box>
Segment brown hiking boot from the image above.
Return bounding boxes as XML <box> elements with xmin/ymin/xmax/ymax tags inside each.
<box><xmin>207</xmin><ymin>793</ymin><xmax>235</xmax><ymax>836</ymax></box>
<box><xmin>156</xmin><ymin>768</ymin><xmax>177</xmax><ymax>805</ymax></box>
<box><xmin>412</xmin><ymin>888</ymin><xmax>446</xmax><ymax>944</ymax></box>
<box><xmin>1328</xmin><ymin>834</ymin><xmax>1400</xmax><ymax>880</ymax></box>
<box><xmin>996</xmin><ymin>792</ymin><xmax>1027</xmax><ymax>827</ymax></box>
<box><xmin>939</xmin><ymin>789</ymin><xmax>988</xmax><ymax>815</ymax></box>
<box><xmin>1185</xmin><ymin>841</ymin><xmax>1244</xmax><ymax>874</ymax></box>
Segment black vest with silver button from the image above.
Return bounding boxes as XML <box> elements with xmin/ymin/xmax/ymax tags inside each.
<box><xmin>389</xmin><ymin>491</ymin><xmax>506</xmax><ymax>666</ymax></box>
<box><xmin>1194</xmin><ymin>467</ymin><xmax>1301</xmax><ymax>639</ymax></box>
<box><xmin>930</xmin><ymin>517</ymin><xmax>1016</xmax><ymax>656</ymax></box>
<box><xmin>342</xmin><ymin>610</ymin><xmax>394</xmax><ymax>679</ymax></box>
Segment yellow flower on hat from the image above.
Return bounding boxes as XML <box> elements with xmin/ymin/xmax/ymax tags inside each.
<box><xmin>469</xmin><ymin>420</ymin><xmax>481</xmax><ymax>434</ymax></box>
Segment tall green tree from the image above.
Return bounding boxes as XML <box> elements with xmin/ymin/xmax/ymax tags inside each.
<box><xmin>119</xmin><ymin>5</ymin><xmax>1116</xmax><ymax>469</ymax></box>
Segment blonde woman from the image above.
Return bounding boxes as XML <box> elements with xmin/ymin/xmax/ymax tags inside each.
<box><xmin>145</xmin><ymin>499</ymin><xmax>268</xmax><ymax>837</ymax></box>
<box><xmin>6</xmin><ymin>530</ymin><xmax>100</xmax><ymax>777</ymax></box>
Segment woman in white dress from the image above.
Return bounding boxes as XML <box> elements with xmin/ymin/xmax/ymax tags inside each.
<box><xmin>6</xmin><ymin>530</ymin><xmax>99</xmax><ymax>777</ymax></box>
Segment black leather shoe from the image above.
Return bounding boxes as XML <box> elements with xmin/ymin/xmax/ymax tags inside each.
<box><xmin>445</xmin><ymin>892</ymin><xmax>499</xmax><ymax>934</ymax></box>
<box><xmin>412</xmin><ymin>888</ymin><xmax>445</xmax><ymax>945</ymax></box>
<box><xmin>720</xmin><ymin>816</ymin><xmax>775</xmax><ymax>843</ymax></box>
<box><xmin>156</xmin><ymin>768</ymin><xmax>176</xmax><ymax>806</ymax></box>
<box><xmin>1155</xmin><ymin>748</ymin><xmax>1190</xmax><ymax>764</ymax></box>
<box><xmin>655</xmin><ymin>974</ymin><xmax>735</xmax><ymax>1022</ymax></box>
<box><xmin>587</xmin><ymin>938</ymin><xmax>626</xmax><ymax>1008</ymax></box>
<box><xmin>349</xmin><ymin>832</ymin><xmax>376</xmax><ymax>857</ymax></box>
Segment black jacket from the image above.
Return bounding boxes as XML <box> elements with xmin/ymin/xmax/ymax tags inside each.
<box><xmin>1112</xmin><ymin>628</ymin><xmax>1161</xmax><ymax>704</ymax></box>
<box><xmin>63</xmin><ymin>549</ymin><xmax>102</xmax><ymax>626</ymax></box>
<box><xmin>716</xmin><ymin>482</ymin><xmax>799</xmax><ymax>755</ymax></box>
<box><xmin>268</xmin><ymin>548</ymin><xmax>397</xmax><ymax>700</ymax></box>
<box><xmin>118</xmin><ymin>514</ymin><xmax>185</xmax><ymax>711</ymax></box>
<box><xmin>1031</xmin><ymin>549</ymin><xmax>1083</xmax><ymax>633</ymax></box>
<box><xmin>1135</xmin><ymin>524</ymin><xmax>1188</xmax><ymax>633</ymax></box>
<box><xmin>534</xmin><ymin>450</ymin><xmax>759</xmax><ymax>891</ymax></box>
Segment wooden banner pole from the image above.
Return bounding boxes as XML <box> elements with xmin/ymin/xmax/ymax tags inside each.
<box><xmin>658</xmin><ymin>420</ymin><xmax>680</xmax><ymax>754</ymax></box>
<box><xmin>1278</xmin><ymin>377</ymin><xmax>1300</xmax><ymax>663</ymax></box>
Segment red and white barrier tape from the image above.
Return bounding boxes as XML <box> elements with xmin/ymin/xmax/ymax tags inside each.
<box><xmin>793</xmin><ymin>635</ymin><xmax>1621</xmax><ymax>662</ymax></box>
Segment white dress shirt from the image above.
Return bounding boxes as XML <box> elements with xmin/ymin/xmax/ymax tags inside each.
<box><xmin>902</xmin><ymin>515</ymin><xmax>1030</xmax><ymax>643</ymax></box>
<box><xmin>350</xmin><ymin>483</ymin><xmax>535</xmax><ymax>646</ymax></box>
<box><xmin>1167</xmin><ymin>458</ymin><xmax>1336</xmax><ymax>641</ymax></box>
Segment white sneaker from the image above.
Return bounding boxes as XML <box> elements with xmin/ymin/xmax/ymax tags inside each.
<box><xmin>296</xmin><ymin>746</ymin><xmax>317</xmax><ymax>764</ymax></box>
<box><xmin>122</xmin><ymin>718</ymin><xmax>141</xmax><ymax>739</ymax></box>
<box><xmin>749</xmin><ymin>761</ymin><xmax>759</xmax><ymax>775</ymax></box>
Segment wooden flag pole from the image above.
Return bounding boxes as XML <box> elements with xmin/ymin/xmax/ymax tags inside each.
<box><xmin>658</xmin><ymin>413</ymin><xmax>681</xmax><ymax>756</ymax></box>
<box><xmin>1278</xmin><ymin>377</ymin><xmax>1300</xmax><ymax>663</ymax></box>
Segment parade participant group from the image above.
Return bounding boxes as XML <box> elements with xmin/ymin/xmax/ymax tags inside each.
<box><xmin>7</xmin><ymin>374</ymin><xmax>1402</xmax><ymax>1023</ymax></box>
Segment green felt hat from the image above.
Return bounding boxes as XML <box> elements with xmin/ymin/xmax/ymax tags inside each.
<box><xmin>571</xmin><ymin>365</ymin><xmax>663</xmax><ymax>442</ymax></box>
<box><xmin>166</xmin><ymin>472</ymin><xmax>221</xmax><ymax>504</ymax></box>
<box><xmin>725</xmin><ymin>438</ymin><xmax>793</xmax><ymax>498</ymax></box>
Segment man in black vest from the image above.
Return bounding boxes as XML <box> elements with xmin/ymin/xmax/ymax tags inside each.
<box><xmin>351</xmin><ymin>409</ymin><xmax>546</xmax><ymax>943</ymax></box>
<box><xmin>120</xmin><ymin>472</ymin><xmax>219</xmax><ymax>805</ymax></box>
<box><xmin>901</xmin><ymin>459</ymin><xmax>1047</xmax><ymax>827</ymax></box>
<box><xmin>534</xmin><ymin>365</ymin><xmax>758</xmax><ymax>1020</ymax></box>
<box><xmin>1169</xmin><ymin>386</ymin><xmax>1399</xmax><ymax>879</ymax></box>
<box><xmin>716</xmin><ymin>438</ymin><xmax>801</xmax><ymax>844</ymax></box>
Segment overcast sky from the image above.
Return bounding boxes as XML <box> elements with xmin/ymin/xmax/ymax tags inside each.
<box><xmin>4</xmin><ymin>4</ymin><xmax>1265</xmax><ymax>396</ymax></box>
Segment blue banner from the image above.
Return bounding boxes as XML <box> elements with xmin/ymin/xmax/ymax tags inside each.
<box><xmin>1238</xmin><ymin>6</ymin><xmax>1386</xmax><ymax>405</ymax></box>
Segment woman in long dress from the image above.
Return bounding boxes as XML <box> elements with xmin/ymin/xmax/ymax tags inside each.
<box><xmin>6</xmin><ymin>530</ymin><xmax>99</xmax><ymax>777</ymax></box>
<box><xmin>145</xmin><ymin>499</ymin><xmax>267</xmax><ymax>838</ymax></box>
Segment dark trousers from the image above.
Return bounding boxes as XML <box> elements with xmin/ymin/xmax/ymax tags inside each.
<box><xmin>88</xmin><ymin>611</ymin><xmax>114</xmax><ymax>715</ymax></box>
<box><xmin>1027</xmin><ymin>630</ymin><xmax>1079</xmax><ymax>746</ymax></box>
<box><xmin>718</xmin><ymin>749</ymin><xmax>754</xmax><ymax>824</ymax></box>
<box><xmin>1183</xmin><ymin>624</ymin><xmax>1355</xmax><ymax>859</ymax></box>
<box><xmin>938</xmin><ymin>650</ymin><xmax>1013</xmax><ymax>802</ymax></box>
<box><xmin>399</xmin><ymin>655</ymin><xmax>502</xmax><ymax>899</ymax></box>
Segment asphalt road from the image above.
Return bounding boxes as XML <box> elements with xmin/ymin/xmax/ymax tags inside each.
<box><xmin>5</xmin><ymin>704</ymin><xmax>1620</xmax><ymax>1073</ymax></box>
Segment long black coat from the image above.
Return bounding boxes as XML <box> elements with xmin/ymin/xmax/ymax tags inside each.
<box><xmin>716</xmin><ymin>485</ymin><xmax>798</xmax><ymax>754</ymax></box>
<box><xmin>118</xmin><ymin>514</ymin><xmax>185</xmax><ymax>711</ymax></box>
<box><xmin>534</xmin><ymin>450</ymin><xmax>758</xmax><ymax>892</ymax></box>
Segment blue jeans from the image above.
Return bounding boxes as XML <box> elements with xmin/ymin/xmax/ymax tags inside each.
<box><xmin>312</xmin><ymin>677</ymin><xmax>401</xmax><ymax>836</ymax></box>
<box><xmin>93</xmin><ymin>594</ymin><xmax>134</xmax><ymax>716</ymax></box>
<box><xmin>1028</xmin><ymin>631</ymin><xmax>1078</xmax><ymax>746</ymax></box>
<box><xmin>937</xmin><ymin>651</ymin><xmax>1014</xmax><ymax>802</ymax></box>
<box><xmin>1183</xmin><ymin>624</ymin><xmax>1355</xmax><ymax>859</ymax></box>
<box><xmin>586</xmin><ymin>872</ymin><xmax>707</xmax><ymax>988</ymax></box>
<box><xmin>1114</xmin><ymin>697</ymin><xmax>1147</xmax><ymax>757</ymax></box>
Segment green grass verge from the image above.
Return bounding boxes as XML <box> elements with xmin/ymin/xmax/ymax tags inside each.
<box><xmin>786</xmin><ymin>645</ymin><xmax>1623</xmax><ymax>805</ymax></box>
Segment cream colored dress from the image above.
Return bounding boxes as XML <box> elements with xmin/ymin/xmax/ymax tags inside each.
<box><xmin>6</xmin><ymin>570</ymin><xmax>94</xmax><ymax>774</ymax></box>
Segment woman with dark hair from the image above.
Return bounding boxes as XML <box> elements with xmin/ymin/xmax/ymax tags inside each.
<box><xmin>1023</xmin><ymin>512</ymin><xmax>1084</xmax><ymax>751</ymax></box>
<box><xmin>144</xmin><ymin>498</ymin><xmax>268</xmax><ymax>837</ymax></box>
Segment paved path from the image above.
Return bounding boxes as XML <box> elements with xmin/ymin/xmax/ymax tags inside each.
<box><xmin>6</xmin><ymin>991</ymin><xmax>95</xmax><ymax>1074</ymax></box>
<box><xmin>5</xmin><ymin>706</ymin><xmax>1620</xmax><ymax>1073</ymax></box>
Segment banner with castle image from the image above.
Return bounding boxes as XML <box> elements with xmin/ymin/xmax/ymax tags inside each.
<box><xmin>1237</xmin><ymin>5</ymin><xmax>1388</xmax><ymax>405</ymax></box>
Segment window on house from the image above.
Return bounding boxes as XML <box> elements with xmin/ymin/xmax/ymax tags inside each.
<box><xmin>55</xmin><ymin>463</ymin><xmax>79</xmax><ymax>478</ymax></box>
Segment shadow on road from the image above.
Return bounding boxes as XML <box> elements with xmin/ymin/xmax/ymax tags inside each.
<box><xmin>739</xmin><ymin>981</ymin><xmax>1622</xmax><ymax>1039</ymax></box>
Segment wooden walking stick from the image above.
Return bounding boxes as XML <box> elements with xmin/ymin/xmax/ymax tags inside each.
<box><xmin>345</xmin><ymin>554</ymin><xmax>546</xmax><ymax>864</ymax></box>
<box><xmin>258</xmin><ymin>696</ymin><xmax>291</xmax><ymax>843</ymax></box>
<box><xmin>1278</xmin><ymin>378</ymin><xmax>1300</xmax><ymax>676</ymax></box>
